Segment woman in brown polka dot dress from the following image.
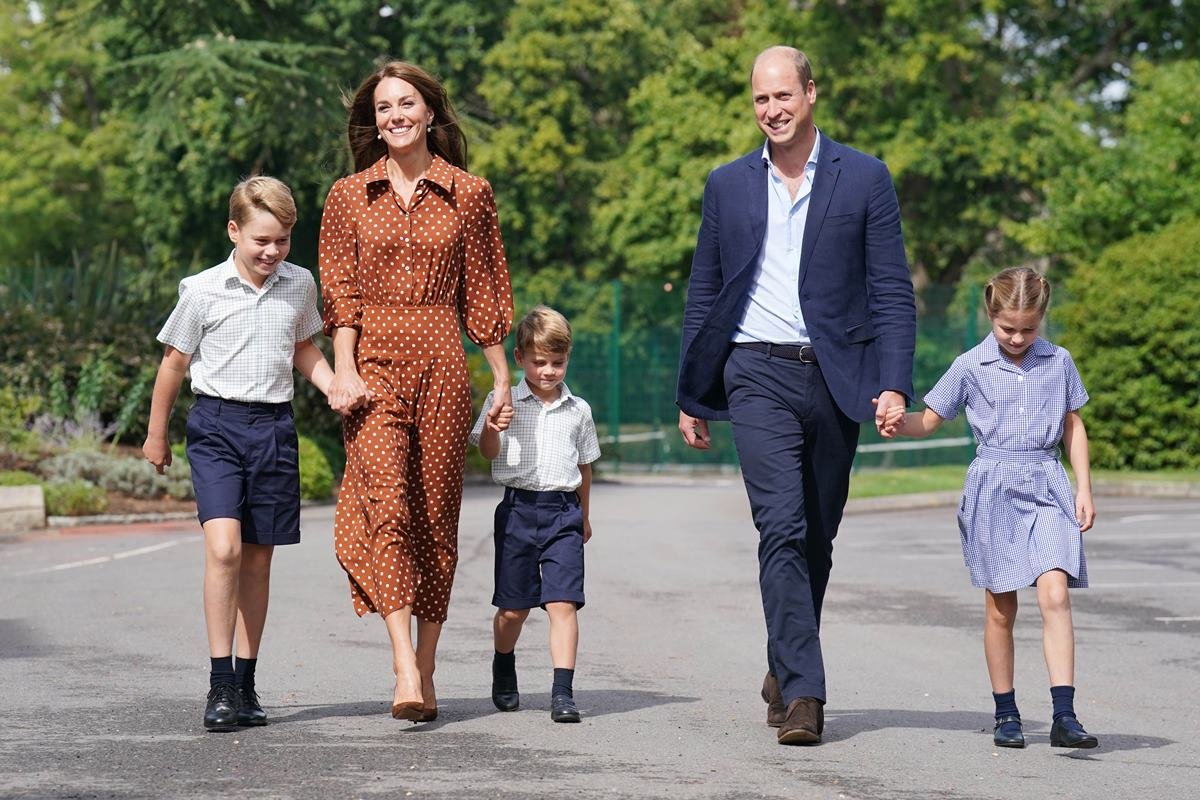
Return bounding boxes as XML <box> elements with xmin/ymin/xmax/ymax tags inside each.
<box><xmin>319</xmin><ymin>61</ymin><xmax>514</xmax><ymax>722</ymax></box>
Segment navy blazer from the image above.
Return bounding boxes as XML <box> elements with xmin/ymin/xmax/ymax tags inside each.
<box><xmin>676</xmin><ymin>134</ymin><xmax>916</xmax><ymax>423</ymax></box>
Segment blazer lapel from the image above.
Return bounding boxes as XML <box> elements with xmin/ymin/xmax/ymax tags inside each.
<box><xmin>746</xmin><ymin>154</ymin><xmax>767</xmax><ymax>254</ymax></box>
<box><xmin>798</xmin><ymin>134</ymin><xmax>841</xmax><ymax>289</ymax></box>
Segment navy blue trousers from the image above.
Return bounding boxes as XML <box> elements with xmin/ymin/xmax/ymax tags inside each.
<box><xmin>724</xmin><ymin>346</ymin><xmax>859</xmax><ymax>704</ymax></box>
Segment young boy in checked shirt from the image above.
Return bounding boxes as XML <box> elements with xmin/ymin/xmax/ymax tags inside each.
<box><xmin>142</xmin><ymin>177</ymin><xmax>336</xmax><ymax>732</ymax></box>
<box><xmin>469</xmin><ymin>305</ymin><xmax>601</xmax><ymax>723</ymax></box>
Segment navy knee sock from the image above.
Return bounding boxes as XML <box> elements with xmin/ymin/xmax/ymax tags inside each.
<box><xmin>1050</xmin><ymin>685</ymin><xmax>1076</xmax><ymax>721</ymax></box>
<box><xmin>552</xmin><ymin>668</ymin><xmax>574</xmax><ymax>699</ymax></box>
<box><xmin>210</xmin><ymin>656</ymin><xmax>234</xmax><ymax>688</ymax></box>
<box><xmin>235</xmin><ymin>657</ymin><xmax>257</xmax><ymax>689</ymax></box>
<box><xmin>493</xmin><ymin>650</ymin><xmax>516</xmax><ymax>678</ymax></box>
<box><xmin>993</xmin><ymin>689</ymin><xmax>1019</xmax><ymax>720</ymax></box>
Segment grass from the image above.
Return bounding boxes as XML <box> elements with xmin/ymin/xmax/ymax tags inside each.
<box><xmin>848</xmin><ymin>465</ymin><xmax>968</xmax><ymax>498</ymax></box>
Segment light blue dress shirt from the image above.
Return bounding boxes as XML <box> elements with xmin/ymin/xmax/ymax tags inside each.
<box><xmin>732</xmin><ymin>135</ymin><xmax>820</xmax><ymax>344</ymax></box>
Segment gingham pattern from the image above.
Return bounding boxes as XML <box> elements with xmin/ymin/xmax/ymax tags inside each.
<box><xmin>924</xmin><ymin>336</ymin><xmax>1090</xmax><ymax>592</ymax></box>
<box><xmin>157</xmin><ymin>253</ymin><xmax>323</xmax><ymax>403</ymax></box>
<box><xmin>470</xmin><ymin>379</ymin><xmax>601</xmax><ymax>491</ymax></box>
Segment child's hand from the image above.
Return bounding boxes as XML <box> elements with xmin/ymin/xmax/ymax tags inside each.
<box><xmin>583</xmin><ymin>518</ymin><xmax>592</xmax><ymax>544</ymax></box>
<box><xmin>1075</xmin><ymin>489</ymin><xmax>1095</xmax><ymax>532</ymax></box>
<box><xmin>871</xmin><ymin>398</ymin><xmax>905</xmax><ymax>438</ymax></box>
<box><xmin>486</xmin><ymin>385</ymin><xmax>513</xmax><ymax>432</ymax></box>
<box><xmin>142</xmin><ymin>435</ymin><xmax>172</xmax><ymax>474</ymax></box>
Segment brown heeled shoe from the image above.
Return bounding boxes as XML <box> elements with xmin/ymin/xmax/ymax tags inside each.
<box><xmin>391</xmin><ymin>700</ymin><xmax>424</xmax><ymax>720</ymax></box>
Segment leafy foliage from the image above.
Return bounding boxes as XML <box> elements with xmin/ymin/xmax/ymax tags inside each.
<box><xmin>1061</xmin><ymin>218</ymin><xmax>1200</xmax><ymax>469</ymax></box>
<box><xmin>298</xmin><ymin>434</ymin><xmax>334</xmax><ymax>501</ymax></box>
<box><xmin>44</xmin><ymin>480</ymin><xmax>110</xmax><ymax>516</ymax></box>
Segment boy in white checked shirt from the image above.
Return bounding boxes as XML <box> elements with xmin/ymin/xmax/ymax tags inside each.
<box><xmin>470</xmin><ymin>305</ymin><xmax>601</xmax><ymax>723</ymax></box>
<box><xmin>142</xmin><ymin>177</ymin><xmax>336</xmax><ymax>732</ymax></box>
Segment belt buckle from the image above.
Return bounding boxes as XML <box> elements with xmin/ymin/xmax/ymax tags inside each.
<box><xmin>798</xmin><ymin>345</ymin><xmax>816</xmax><ymax>363</ymax></box>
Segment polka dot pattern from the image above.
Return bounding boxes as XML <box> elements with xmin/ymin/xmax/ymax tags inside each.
<box><xmin>318</xmin><ymin>156</ymin><xmax>514</xmax><ymax>623</ymax></box>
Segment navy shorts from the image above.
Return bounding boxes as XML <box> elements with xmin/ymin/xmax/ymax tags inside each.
<box><xmin>185</xmin><ymin>395</ymin><xmax>301</xmax><ymax>546</ymax></box>
<box><xmin>493</xmin><ymin>487</ymin><xmax>585</xmax><ymax>610</ymax></box>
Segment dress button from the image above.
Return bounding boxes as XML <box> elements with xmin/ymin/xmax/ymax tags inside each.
<box><xmin>1017</xmin><ymin>375</ymin><xmax>1024</xmax><ymax>382</ymax></box>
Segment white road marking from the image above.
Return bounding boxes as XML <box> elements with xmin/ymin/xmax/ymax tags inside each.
<box><xmin>1090</xmin><ymin>581</ymin><xmax>1200</xmax><ymax>590</ymax></box>
<box><xmin>1154</xmin><ymin>616</ymin><xmax>1200</xmax><ymax>622</ymax></box>
<box><xmin>25</xmin><ymin>539</ymin><xmax>186</xmax><ymax>574</ymax></box>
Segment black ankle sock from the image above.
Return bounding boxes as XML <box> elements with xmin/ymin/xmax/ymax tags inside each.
<box><xmin>235</xmin><ymin>657</ymin><xmax>257</xmax><ymax>688</ymax></box>
<box><xmin>210</xmin><ymin>656</ymin><xmax>234</xmax><ymax>688</ymax></box>
<box><xmin>493</xmin><ymin>650</ymin><xmax>516</xmax><ymax>678</ymax></box>
<box><xmin>993</xmin><ymin>689</ymin><xmax>1019</xmax><ymax>720</ymax></box>
<box><xmin>552</xmin><ymin>668</ymin><xmax>575</xmax><ymax>699</ymax></box>
<box><xmin>1050</xmin><ymin>685</ymin><xmax>1075</xmax><ymax>721</ymax></box>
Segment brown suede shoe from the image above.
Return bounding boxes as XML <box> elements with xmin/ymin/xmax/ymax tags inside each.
<box><xmin>777</xmin><ymin>697</ymin><xmax>824</xmax><ymax>745</ymax></box>
<box><xmin>761</xmin><ymin>672</ymin><xmax>786</xmax><ymax>728</ymax></box>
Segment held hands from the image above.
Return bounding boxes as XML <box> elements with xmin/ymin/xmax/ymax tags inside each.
<box><xmin>1075</xmin><ymin>489</ymin><xmax>1096</xmax><ymax>533</ymax></box>
<box><xmin>678</xmin><ymin>410</ymin><xmax>711</xmax><ymax>450</ymax></box>
<box><xmin>328</xmin><ymin>369</ymin><xmax>371</xmax><ymax>416</ymax></box>
<box><xmin>871</xmin><ymin>391</ymin><xmax>907</xmax><ymax>438</ymax></box>
<box><xmin>486</xmin><ymin>385</ymin><xmax>513</xmax><ymax>432</ymax></box>
<box><xmin>142</xmin><ymin>435</ymin><xmax>172</xmax><ymax>475</ymax></box>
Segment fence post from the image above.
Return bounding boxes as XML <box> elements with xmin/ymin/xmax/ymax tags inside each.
<box><xmin>608</xmin><ymin>279</ymin><xmax>622</xmax><ymax>469</ymax></box>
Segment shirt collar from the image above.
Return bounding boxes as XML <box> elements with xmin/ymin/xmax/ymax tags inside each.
<box><xmin>978</xmin><ymin>334</ymin><xmax>1055</xmax><ymax>365</ymax></box>
<box><xmin>513</xmin><ymin>378</ymin><xmax>574</xmax><ymax>408</ymax></box>
<box><xmin>363</xmin><ymin>154</ymin><xmax>456</xmax><ymax>194</ymax></box>
<box><xmin>221</xmin><ymin>250</ymin><xmax>289</xmax><ymax>291</ymax></box>
<box><xmin>761</xmin><ymin>129</ymin><xmax>821</xmax><ymax>173</ymax></box>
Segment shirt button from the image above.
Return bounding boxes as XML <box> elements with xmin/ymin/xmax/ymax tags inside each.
<box><xmin>1017</xmin><ymin>375</ymin><xmax>1024</xmax><ymax>382</ymax></box>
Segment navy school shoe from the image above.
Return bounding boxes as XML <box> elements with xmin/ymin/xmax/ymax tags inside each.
<box><xmin>204</xmin><ymin>682</ymin><xmax>240</xmax><ymax>732</ymax></box>
<box><xmin>550</xmin><ymin>694</ymin><xmax>581</xmax><ymax>723</ymax></box>
<box><xmin>492</xmin><ymin>674</ymin><xmax>519</xmax><ymax>712</ymax></box>
<box><xmin>1050</xmin><ymin>715</ymin><xmax>1099</xmax><ymax>748</ymax></box>
<box><xmin>993</xmin><ymin>715</ymin><xmax>1025</xmax><ymax>748</ymax></box>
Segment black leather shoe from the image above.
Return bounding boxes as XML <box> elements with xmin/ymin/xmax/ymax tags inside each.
<box><xmin>762</xmin><ymin>672</ymin><xmax>786</xmax><ymax>728</ymax></box>
<box><xmin>1050</xmin><ymin>715</ymin><xmax>1099</xmax><ymax>748</ymax></box>
<box><xmin>492</xmin><ymin>673</ymin><xmax>519</xmax><ymax>712</ymax></box>
<box><xmin>550</xmin><ymin>694</ymin><xmax>581</xmax><ymax>723</ymax></box>
<box><xmin>237</xmin><ymin>685</ymin><xmax>268</xmax><ymax>726</ymax></box>
<box><xmin>204</xmin><ymin>682</ymin><xmax>240</xmax><ymax>731</ymax></box>
<box><xmin>993</xmin><ymin>714</ymin><xmax>1025</xmax><ymax>748</ymax></box>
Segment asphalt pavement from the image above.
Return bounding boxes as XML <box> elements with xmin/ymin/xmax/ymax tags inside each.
<box><xmin>1</xmin><ymin>481</ymin><xmax>1197</xmax><ymax>799</ymax></box>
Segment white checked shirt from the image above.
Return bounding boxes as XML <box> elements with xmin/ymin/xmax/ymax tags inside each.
<box><xmin>469</xmin><ymin>379</ymin><xmax>602</xmax><ymax>491</ymax></box>
<box><xmin>157</xmin><ymin>252</ymin><xmax>323</xmax><ymax>403</ymax></box>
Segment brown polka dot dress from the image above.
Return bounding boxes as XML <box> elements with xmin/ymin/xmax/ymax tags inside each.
<box><xmin>319</xmin><ymin>155</ymin><xmax>513</xmax><ymax>623</ymax></box>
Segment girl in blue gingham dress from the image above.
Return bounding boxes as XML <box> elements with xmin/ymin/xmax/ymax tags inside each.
<box><xmin>876</xmin><ymin>267</ymin><xmax>1100</xmax><ymax>750</ymax></box>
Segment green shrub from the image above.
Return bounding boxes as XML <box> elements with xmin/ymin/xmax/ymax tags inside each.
<box><xmin>39</xmin><ymin>449</ymin><xmax>193</xmax><ymax>499</ymax></box>
<box><xmin>0</xmin><ymin>469</ymin><xmax>42</xmax><ymax>486</ymax></box>
<box><xmin>0</xmin><ymin>387</ymin><xmax>42</xmax><ymax>457</ymax></box>
<box><xmin>44</xmin><ymin>480</ymin><xmax>109</xmax><ymax>516</ymax></box>
<box><xmin>298</xmin><ymin>435</ymin><xmax>333</xmax><ymax>501</ymax></box>
<box><xmin>1062</xmin><ymin>217</ymin><xmax>1200</xmax><ymax>469</ymax></box>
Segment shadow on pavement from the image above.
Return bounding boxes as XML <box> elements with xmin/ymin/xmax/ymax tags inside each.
<box><xmin>270</xmin><ymin>688</ymin><xmax>698</xmax><ymax>729</ymax></box>
<box><xmin>828</xmin><ymin>708</ymin><xmax>1176</xmax><ymax>754</ymax></box>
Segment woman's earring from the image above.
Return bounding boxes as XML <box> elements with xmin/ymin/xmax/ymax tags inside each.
<box><xmin>376</xmin><ymin>132</ymin><xmax>382</xmax><ymax>139</ymax></box>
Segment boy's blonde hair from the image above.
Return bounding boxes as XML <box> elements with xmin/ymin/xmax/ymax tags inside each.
<box><xmin>984</xmin><ymin>267</ymin><xmax>1051</xmax><ymax>318</ymax></box>
<box><xmin>515</xmin><ymin>305</ymin><xmax>572</xmax><ymax>355</ymax></box>
<box><xmin>229</xmin><ymin>176</ymin><xmax>297</xmax><ymax>228</ymax></box>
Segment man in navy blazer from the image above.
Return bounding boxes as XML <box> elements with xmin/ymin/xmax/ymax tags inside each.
<box><xmin>677</xmin><ymin>46</ymin><xmax>916</xmax><ymax>745</ymax></box>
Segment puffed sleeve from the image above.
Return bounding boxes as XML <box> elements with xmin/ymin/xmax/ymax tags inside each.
<box><xmin>457</xmin><ymin>179</ymin><xmax>513</xmax><ymax>347</ymax></box>
<box><xmin>1062</xmin><ymin>349</ymin><xmax>1089</xmax><ymax>412</ymax></box>
<box><xmin>318</xmin><ymin>178</ymin><xmax>362</xmax><ymax>336</ymax></box>
<box><xmin>923</xmin><ymin>355</ymin><xmax>968</xmax><ymax>421</ymax></box>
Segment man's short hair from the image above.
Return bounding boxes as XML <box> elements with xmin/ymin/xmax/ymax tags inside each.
<box><xmin>229</xmin><ymin>176</ymin><xmax>297</xmax><ymax>228</ymax></box>
<box><xmin>751</xmin><ymin>46</ymin><xmax>814</xmax><ymax>87</ymax></box>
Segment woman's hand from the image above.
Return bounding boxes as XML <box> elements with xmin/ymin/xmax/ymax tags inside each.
<box><xmin>1075</xmin><ymin>489</ymin><xmax>1096</xmax><ymax>533</ymax></box>
<box><xmin>486</xmin><ymin>383</ymin><xmax>513</xmax><ymax>432</ymax></box>
<box><xmin>328</xmin><ymin>368</ymin><xmax>370</xmax><ymax>416</ymax></box>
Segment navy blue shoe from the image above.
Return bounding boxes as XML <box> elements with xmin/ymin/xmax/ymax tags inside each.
<box><xmin>993</xmin><ymin>714</ymin><xmax>1025</xmax><ymax>748</ymax></box>
<box><xmin>1050</xmin><ymin>715</ymin><xmax>1098</xmax><ymax>748</ymax></box>
<box><xmin>550</xmin><ymin>694</ymin><xmax>581</xmax><ymax>723</ymax></box>
<box><xmin>492</xmin><ymin>673</ymin><xmax>519</xmax><ymax>712</ymax></box>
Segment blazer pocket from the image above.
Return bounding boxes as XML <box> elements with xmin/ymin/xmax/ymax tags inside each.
<box><xmin>824</xmin><ymin>210</ymin><xmax>863</xmax><ymax>226</ymax></box>
<box><xmin>845</xmin><ymin>320</ymin><xmax>877</xmax><ymax>343</ymax></box>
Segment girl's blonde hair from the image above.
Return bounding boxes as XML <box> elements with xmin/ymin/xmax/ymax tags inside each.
<box><xmin>984</xmin><ymin>267</ymin><xmax>1051</xmax><ymax>318</ymax></box>
<box><xmin>229</xmin><ymin>176</ymin><xmax>297</xmax><ymax>228</ymax></box>
<box><xmin>516</xmin><ymin>305</ymin><xmax>572</xmax><ymax>355</ymax></box>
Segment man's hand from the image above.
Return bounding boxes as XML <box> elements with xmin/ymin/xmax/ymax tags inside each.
<box><xmin>873</xmin><ymin>390</ymin><xmax>906</xmax><ymax>436</ymax></box>
<box><xmin>679</xmin><ymin>410</ymin><xmax>711</xmax><ymax>450</ymax></box>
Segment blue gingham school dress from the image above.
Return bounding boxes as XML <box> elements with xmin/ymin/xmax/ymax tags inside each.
<box><xmin>924</xmin><ymin>336</ymin><xmax>1089</xmax><ymax>593</ymax></box>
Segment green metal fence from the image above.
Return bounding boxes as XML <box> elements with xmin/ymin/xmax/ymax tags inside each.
<box><xmin>505</xmin><ymin>278</ymin><xmax>1017</xmax><ymax>473</ymax></box>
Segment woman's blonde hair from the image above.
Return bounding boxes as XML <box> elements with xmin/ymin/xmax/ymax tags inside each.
<box><xmin>984</xmin><ymin>267</ymin><xmax>1051</xmax><ymax>318</ymax></box>
<box><xmin>516</xmin><ymin>305</ymin><xmax>572</xmax><ymax>355</ymax></box>
<box><xmin>228</xmin><ymin>176</ymin><xmax>297</xmax><ymax>228</ymax></box>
